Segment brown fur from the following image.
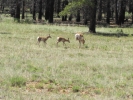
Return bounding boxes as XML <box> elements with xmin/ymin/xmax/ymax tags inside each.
<box><xmin>37</xmin><ymin>34</ymin><xmax>51</xmax><ymax>46</ymax></box>
<box><xmin>57</xmin><ymin>37</ymin><xmax>70</xmax><ymax>46</ymax></box>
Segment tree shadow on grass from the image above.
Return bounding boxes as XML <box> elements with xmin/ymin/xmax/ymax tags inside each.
<box><xmin>94</xmin><ymin>32</ymin><xmax>129</xmax><ymax>37</ymax></box>
<box><xmin>0</xmin><ymin>32</ymin><xmax>11</xmax><ymax>34</ymax></box>
<box><xmin>84</xmin><ymin>31</ymin><xmax>131</xmax><ymax>37</ymax></box>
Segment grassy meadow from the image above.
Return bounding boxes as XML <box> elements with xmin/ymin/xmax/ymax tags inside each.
<box><xmin>0</xmin><ymin>16</ymin><xmax>133</xmax><ymax>100</ymax></box>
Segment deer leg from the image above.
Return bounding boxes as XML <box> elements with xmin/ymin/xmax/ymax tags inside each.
<box><xmin>37</xmin><ymin>40</ymin><xmax>40</xmax><ymax>47</ymax></box>
<box><xmin>63</xmin><ymin>42</ymin><xmax>64</xmax><ymax>46</ymax></box>
<box><xmin>57</xmin><ymin>41</ymin><xmax>59</xmax><ymax>47</ymax></box>
<box><xmin>63</xmin><ymin>42</ymin><xmax>66</xmax><ymax>46</ymax></box>
<box><xmin>43</xmin><ymin>41</ymin><xmax>47</xmax><ymax>46</ymax></box>
<box><xmin>79</xmin><ymin>41</ymin><xmax>81</xmax><ymax>48</ymax></box>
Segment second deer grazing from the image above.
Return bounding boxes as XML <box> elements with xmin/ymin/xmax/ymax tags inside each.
<box><xmin>75</xmin><ymin>33</ymin><xmax>85</xmax><ymax>48</ymax></box>
<box><xmin>37</xmin><ymin>34</ymin><xmax>51</xmax><ymax>46</ymax></box>
<box><xmin>57</xmin><ymin>37</ymin><xmax>70</xmax><ymax>47</ymax></box>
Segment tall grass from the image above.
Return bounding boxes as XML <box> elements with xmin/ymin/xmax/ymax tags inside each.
<box><xmin>0</xmin><ymin>17</ymin><xmax>133</xmax><ymax>99</ymax></box>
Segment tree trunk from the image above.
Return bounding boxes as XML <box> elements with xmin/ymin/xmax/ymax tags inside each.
<box><xmin>128</xmin><ymin>0</ymin><xmax>133</xmax><ymax>23</ymax></box>
<box><xmin>45</xmin><ymin>0</ymin><xmax>50</xmax><ymax>20</ymax></box>
<box><xmin>62</xmin><ymin>0</ymin><xmax>68</xmax><ymax>21</ymax></box>
<box><xmin>62</xmin><ymin>15</ymin><xmax>67</xmax><ymax>21</ymax></box>
<box><xmin>84</xmin><ymin>18</ymin><xmax>88</xmax><ymax>25</ymax></box>
<box><xmin>15</xmin><ymin>1</ymin><xmax>20</xmax><ymax>22</ymax></box>
<box><xmin>76</xmin><ymin>10</ymin><xmax>80</xmax><ymax>22</ymax></box>
<box><xmin>132</xmin><ymin>12</ymin><xmax>133</xmax><ymax>24</ymax></box>
<box><xmin>89</xmin><ymin>0</ymin><xmax>97</xmax><ymax>33</ymax></box>
<box><xmin>38</xmin><ymin>0</ymin><xmax>42</xmax><ymax>20</ymax></box>
<box><xmin>114</xmin><ymin>0</ymin><xmax>119</xmax><ymax>24</ymax></box>
<box><xmin>57</xmin><ymin>0</ymin><xmax>61</xmax><ymax>17</ymax></box>
<box><xmin>97</xmin><ymin>0</ymin><xmax>102</xmax><ymax>21</ymax></box>
<box><xmin>106</xmin><ymin>0</ymin><xmax>110</xmax><ymax>24</ymax></box>
<box><xmin>22</xmin><ymin>0</ymin><xmax>25</xmax><ymax>19</ymax></box>
<box><xmin>48</xmin><ymin>0</ymin><xmax>55</xmax><ymax>23</ymax></box>
<box><xmin>117</xmin><ymin>0</ymin><xmax>126</xmax><ymax>25</ymax></box>
<box><xmin>68</xmin><ymin>14</ymin><xmax>72</xmax><ymax>21</ymax></box>
<box><xmin>1</xmin><ymin>0</ymin><xmax>4</xmax><ymax>13</ymax></box>
<box><xmin>33</xmin><ymin>0</ymin><xmax>36</xmax><ymax>20</ymax></box>
<box><xmin>10</xmin><ymin>1</ymin><xmax>15</xmax><ymax>17</ymax></box>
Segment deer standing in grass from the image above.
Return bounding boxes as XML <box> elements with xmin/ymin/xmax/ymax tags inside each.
<box><xmin>57</xmin><ymin>37</ymin><xmax>70</xmax><ymax>47</ymax></box>
<box><xmin>37</xmin><ymin>34</ymin><xmax>51</xmax><ymax>46</ymax></box>
<box><xmin>75</xmin><ymin>33</ymin><xmax>85</xmax><ymax>48</ymax></box>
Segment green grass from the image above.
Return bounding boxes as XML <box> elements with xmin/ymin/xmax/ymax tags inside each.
<box><xmin>0</xmin><ymin>17</ymin><xmax>133</xmax><ymax>100</ymax></box>
<box><xmin>10</xmin><ymin>76</ymin><xmax>27</xmax><ymax>87</ymax></box>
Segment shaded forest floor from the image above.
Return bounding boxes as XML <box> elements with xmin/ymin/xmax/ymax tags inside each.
<box><xmin>1</xmin><ymin>12</ymin><xmax>133</xmax><ymax>28</ymax></box>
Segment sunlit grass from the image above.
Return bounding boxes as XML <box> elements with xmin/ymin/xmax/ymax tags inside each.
<box><xmin>0</xmin><ymin>17</ymin><xmax>133</xmax><ymax>99</ymax></box>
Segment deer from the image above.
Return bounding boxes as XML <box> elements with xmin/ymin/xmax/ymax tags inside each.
<box><xmin>75</xmin><ymin>33</ymin><xmax>85</xmax><ymax>48</ymax></box>
<box><xmin>57</xmin><ymin>37</ymin><xmax>70</xmax><ymax>47</ymax></box>
<box><xmin>37</xmin><ymin>34</ymin><xmax>51</xmax><ymax>46</ymax></box>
